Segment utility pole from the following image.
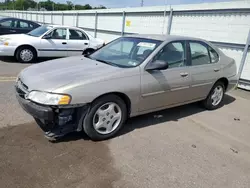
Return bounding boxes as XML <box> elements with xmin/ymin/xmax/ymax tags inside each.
<box><xmin>141</xmin><ymin>0</ymin><xmax>144</xmax><ymax>7</ymax></box>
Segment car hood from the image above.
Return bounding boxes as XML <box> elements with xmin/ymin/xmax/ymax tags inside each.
<box><xmin>0</xmin><ymin>34</ymin><xmax>35</xmax><ymax>41</ymax></box>
<box><xmin>18</xmin><ymin>56</ymin><xmax>123</xmax><ymax>92</ymax></box>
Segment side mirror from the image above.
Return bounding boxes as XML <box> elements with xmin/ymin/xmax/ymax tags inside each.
<box><xmin>43</xmin><ymin>35</ymin><xmax>51</xmax><ymax>39</ymax></box>
<box><xmin>145</xmin><ymin>60</ymin><xmax>169</xmax><ymax>71</ymax></box>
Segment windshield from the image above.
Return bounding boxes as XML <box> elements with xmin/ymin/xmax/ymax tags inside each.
<box><xmin>88</xmin><ymin>37</ymin><xmax>162</xmax><ymax>68</ymax></box>
<box><xmin>27</xmin><ymin>25</ymin><xmax>53</xmax><ymax>37</ymax></box>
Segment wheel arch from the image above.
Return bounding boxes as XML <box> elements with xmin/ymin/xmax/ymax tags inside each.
<box><xmin>91</xmin><ymin>92</ymin><xmax>132</xmax><ymax>117</ymax></box>
<box><xmin>14</xmin><ymin>44</ymin><xmax>38</xmax><ymax>58</ymax></box>
<box><xmin>216</xmin><ymin>77</ymin><xmax>229</xmax><ymax>90</ymax></box>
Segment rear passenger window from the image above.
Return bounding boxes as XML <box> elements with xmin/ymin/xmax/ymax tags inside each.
<box><xmin>208</xmin><ymin>46</ymin><xmax>219</xmax><ymax>63</ymax></box>
<box><xmin>19</xmin><ymin>21</ymin><xmax>29</xmax><ymax>28</ymax></box>
<box><xmin>190</xmin><ymin>42</ymin><xmax>210</xmax><ymax>66</ymax></box>
<box><xmin>69</xmin><ymin>29</ymin><xmax>87</xmax><ymax>40</ymax></box>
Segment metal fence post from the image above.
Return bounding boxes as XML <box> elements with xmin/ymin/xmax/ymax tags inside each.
<box><xmin>167</xmin><ymin>8</ymin><xmax>173</xmax><ymax>35</ymax></box>
<box><xmin>51</xmin><ymin>12</ymin><xmax>53</xmax><ymax>24</ymax></box>
<box><xmin>162</xmin><ymin>9</ymin><xmax>167</xmax><ymax>34</ymax></box>
<box><xmin>121</xmin><ymin>11</ymin><xmax>126</xmax><ymax>36</ymax></box>
<box><xmin>43</xmin><ymin>12</ymin><xmax>45</xmax><ymax>24</ymax></box>
<box><xmin>62</xmin><ymin>12</ymin><xmax>64</xmax><ymax>25</ymax></box>
<box><xmin>76</xmin><ymin>12</ymin><xmax>79</xmax><ymax>27</ymax></box>
<box><xmin>237</xmin><ymin>29</ymin><xmax>250</xmax><ymax>85</ymax></box>
<box><xmin>94</xmin><ymin>11</ymin><xmax>98</xmax><ymax>38</ymax></box>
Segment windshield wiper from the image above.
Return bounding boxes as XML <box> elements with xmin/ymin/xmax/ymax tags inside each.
<box><xmin>94</xmin><ymin>58</ymin><xmax>120</xmax><ymax>67</ymax></box>
<box><xmin>26</xmin><ymin>33</ymin><xmax>37</xmax><ymax>37</ymax></box>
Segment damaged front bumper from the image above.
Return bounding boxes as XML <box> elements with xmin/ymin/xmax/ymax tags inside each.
<box><xmin>16</xmin><ymin>91</ymin><xmax>89</xmax><ymax>140</ymax></box>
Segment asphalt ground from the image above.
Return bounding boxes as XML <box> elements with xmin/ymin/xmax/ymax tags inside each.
<box><xmin>0</xmin><ymin>57</ymin><xmax>250</xmax><ymax>188</ymax></box>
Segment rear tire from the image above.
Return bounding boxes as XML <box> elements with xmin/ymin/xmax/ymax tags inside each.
<box><xmin>16</xmin><ymin>46</ymin><xmax>37</xmax><ymax>63</ymax></box>
<box><xmin>202</xmin><ymin>81</ymin><xmax>225</xmax><ymax>110</ymax></box>
<box><xmin>83</xmin><ymin>94</ymin><xmax>127</xmax><ymax>141</ymax></box>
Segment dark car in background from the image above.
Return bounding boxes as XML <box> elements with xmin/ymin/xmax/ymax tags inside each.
<box><xmin>0</xmin><ymin>17</ymin><xmax>40</xmax><ymax>35</ymax></box>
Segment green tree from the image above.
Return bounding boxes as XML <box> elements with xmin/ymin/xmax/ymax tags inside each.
<box><xmin>75</xmin><ymin>4</ymin><xmax>92</xmax><ymax>10</ymax></box>
<box><xmin>66</xmin><ymin>1</ymin><xmax>73</xmax><ymax>10</ymax></box>
<box><xmin>0</xmin><ymin>0</ymin><xmax>106</xmax><ymax>11</ymax></box>
<box><xmin>15</xmin><ymin>0</ymin><xmax>36</xmax><ymax>10</ymax></box>
<box><xmin>55</xmin><ymin>3</ymin><xmax>68</xmax><ymax>11</ymax></box>
<box><xmin>40</xmin><ymin>0</ymin><xmax>54</xmax><ymax>11</ymax></box>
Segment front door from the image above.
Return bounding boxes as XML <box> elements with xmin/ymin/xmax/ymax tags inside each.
<box><xmin>188</xmin><ymin>41</ymin><xmax>221</xmax><ymax>100</ymax></box>
<box><xmin>140</xmin><ymin>41</ymin><xmax>192</xmax><ymax>112</ymax></box>
<box><xmin>67</xmin><ymin>29</ymin><xmax>90</xmax><ymax>56</ymax></box>
<box><xmin>39</xmin><ymin>28</ymin><xmax>68</xmax><ymax>57</ymax></box>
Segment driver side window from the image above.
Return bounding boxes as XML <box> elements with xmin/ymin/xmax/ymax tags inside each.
<box><xmin>154</xmin><ymin>42</ymin><xmax>186</xmax><ymax>69</ymax></box>
<box><xmin>49</xmin><ymin>28</ymin><xmax>67</xmax><ymax>40</ymax></box>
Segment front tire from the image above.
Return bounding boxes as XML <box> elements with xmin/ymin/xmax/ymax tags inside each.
<box><xmin>202</xmin><ymin>81</ymin><xmax>225</xmax><ymax>110</ymax></box>
<box><xmin>16</xmin><ymin>46</ymin><xmax>36</xmax><ymax>63</ymax></box>
<box><xmin>83</xmin><ymin>94</ymin><xmax>127</xmax><ymax>141</ymax></box>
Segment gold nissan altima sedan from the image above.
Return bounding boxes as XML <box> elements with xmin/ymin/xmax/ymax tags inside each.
<box><xmin>15</xmin><ymin>34</ymin><xmax>238</xmax><ymax>141</ymax></box>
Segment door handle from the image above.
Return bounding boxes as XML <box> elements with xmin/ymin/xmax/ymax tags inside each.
<box><xmin>84</xmin><ymin>42</ymin><xmax>89</xmax><ymax>45</ymax></box>
<box><xmin>62</xmin><ymin>42</ymin><xmax>67</xmax><ymax>45</ymax></box>
<box><xmin>214</xmin><ymin>68</ymin><xmax>220</xmax><ymax>72</ymax></box>
<box><xmin>180</xmin><ymin>72</ymin><xmax>189</xmax><ymax>77</ymax></box>
<box><xmin>10</xmin><ymin>30</ymin><xmax>16</xmax><ymax>32</ymax></box>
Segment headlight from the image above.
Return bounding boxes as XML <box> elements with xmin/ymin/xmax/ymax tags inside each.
<box><xmin>0</xmin><ymin>38</ymin><xmax>10</xmax><ymax>45</ymax></box>
<box><xmin>27</xmin><ymin>91</ymin><xmax>71</xmax><ymax>105</ymax></box>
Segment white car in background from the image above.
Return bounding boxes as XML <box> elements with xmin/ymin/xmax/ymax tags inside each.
<box><xmin>0</xmin><ymin>24</ymin><xmax>105</xmax><ymax>63</ymax></box>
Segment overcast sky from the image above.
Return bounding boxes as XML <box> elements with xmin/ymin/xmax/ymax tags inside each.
<box><xmin>0</xmin><ymin>0</ymin><xmax>236</xmax><ymax>8</ymax></box>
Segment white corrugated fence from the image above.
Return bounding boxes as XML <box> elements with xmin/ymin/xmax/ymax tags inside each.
<box><xmin>1</xmin><ymin>1</ymin><xmax>250</xmax><ymax>90</ymax></box>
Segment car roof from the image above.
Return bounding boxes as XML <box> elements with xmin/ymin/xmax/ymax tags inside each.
<box><xmin>124</xmin><ymin>34</ymin><xmax>208</xmax><ymax>42</ymax></box>
<box><xmin>1</xmin><ymin>17</ymin><xmax>29</xmax><ymax>22</ymax></box>
<box><xmin>0</xmin><ymin>17</ymin><xmax>41</xmax><ymax>25</ymax></box>
<box><xmin>47</xmin><ymin>24</ymin><xmax>81</xmax><ymax>30</ymax></box>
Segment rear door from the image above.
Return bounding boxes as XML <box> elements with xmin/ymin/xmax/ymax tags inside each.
<box><xmin>16</xmin><ymin>20</ymin><xmax>35</xmax><ymax>34</ymax></box>
<box><xmin>188</xmin><ymin>41</ymin><xmax>221</xmax><ymax>100</ymax></box>
<box><xmin>39</xmin><ymin>28</ymin><xmax>68</xmax><ymax>57</ymax></box>
<box><xmin>67</xmin><ymin>29</ymin><xmax>90</xmax><ymax>56</ymax></box>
